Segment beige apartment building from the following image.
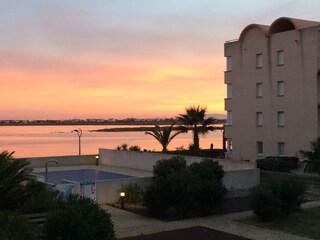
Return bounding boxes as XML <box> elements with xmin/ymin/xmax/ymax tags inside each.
<box><xmin>224</xmin><ymin>17</ymin><xmax>320</xmax><ymax>161</ymax></box>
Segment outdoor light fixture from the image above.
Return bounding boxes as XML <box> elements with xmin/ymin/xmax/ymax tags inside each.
<box><xmin>120</xmin><ymin>192</ymin><xmax>126</xmax><ymax>209</ymax></box>
<box><xmin>72</xmin><ymin>128</ymin><xmax>82</xmax><ymax>155</ymax></box>
<box><xmin>95</xmin><ymin>155</ymin><xmax>99</xmax><ymax>166</ymax></box>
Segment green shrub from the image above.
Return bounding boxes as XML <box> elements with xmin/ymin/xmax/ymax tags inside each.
<box><xmin>120</xmin><ymin>182</ymin><xmax>143</xmax><ymax>204</ymax></box>
<box><xmin>256</xmin><ymin>157</ymin><xmax>298</xmax><ymax>172</ymax></box>
<box><xmin>189</xmin><ymin>159</ymin><xmax>226</xmax><ymax>215</ymax></box>
<box><xmin>267</xmin><ymin>176</ymin><xmax>305</xmax><ymax>216</ymax></box>
<box><xmin>249</xmin><ymin>186</ymin><xmax>281</xmax><ymax>221</ymax></box>
<box><xmin>129</xmin><ymin>145</ymin><xmax>141</xmax><ymax>151</ymax></box>
<box><xmin>153</xmin><ymin>156</ymin><xmax>187</xmax><ymax>177</ymax></box>
<box><xmin>20</xmin><ymin>181</ymin><xmax>64</xmax><ymax>214</ymax></box>
<box><xmin>249</xmin><ymin>176</ymin><xmax>305</xmax><ymax>221</ymax></box>
<box><xmin>44</xmin><ymin>195</ymin><xmax>115</xmax><ymax>240</ymax></box>
<box><xmin>0</xmin><ymin>211</ymin><xmax>38</xmax><ymax>240</ymax></box>
<box><xmin>143</xmin><ymin>157</ymin><xmax>226</xmax><ymax>218</ymax></box>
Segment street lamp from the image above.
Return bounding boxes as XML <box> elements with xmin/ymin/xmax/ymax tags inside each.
<box><xmin>95</xmin><ymin>155</ymin><xmax>99</xmax><ymax>166</ymax></box>
<box><xmin>120</xmin><ymin>192</ymin><xmax>126</xmax><ymax>209</ymax></box>
<box><xmin>72</xmin><ymin>128</ymin><xmax>82</xmax><ymax>155</ymax></box>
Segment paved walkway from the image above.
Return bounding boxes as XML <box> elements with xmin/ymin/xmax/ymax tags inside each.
<box><xmin>104</xmin><ymin>200</ymin><xmax>320</xmax><ymax>240</ymax></box>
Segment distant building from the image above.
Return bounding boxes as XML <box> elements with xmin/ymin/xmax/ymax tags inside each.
<box><xmin>224</xmin><ymin>17</ymin><xmax>320</xmax><ymax>161</ymax></box>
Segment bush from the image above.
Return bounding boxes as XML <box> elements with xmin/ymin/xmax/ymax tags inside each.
<box><xmin>20</xmin><ymin>181</ymin><xmax>64</xmax><ymax>214</ymax></box>
<box><xmin>249</xmin><ymin>186</ymin><xmax>281</xmax><ymax>221</ymax></box>
<box><xmin>44</xmin><ymin>195</ymin><xmax>115</xmax><ymax>240</ymax></box>
<box><xmin>256</xmin><ymin>157</ymin><xmax>298</xmax><ymax>172</ymax></box>
<box><xmin>144</xmin><ymin>157</ymin><xmax>226</xmax><ymax>219</ymax></box>
<box><xmin>120</xmin><ymin>182</ymin><xmax>143</xmax><ymax>204</ymax></box>
<box><xmin>129</xmin><ymin>145</ymin><xmax>141</xmax><ymax>151</ymax></box>
<box><xmin>249</xmin><ymin>176</ymin><xmax>305</xmax><ymax>221</ymax></box>
<box><xmin>267</xmin><ymin>177</ymin><xmax>305</xmax><ymax>216</ymax></box>
<box><xmin>0</xmin><ymin>211</ymin><xmax>38</xmax><ymax>240</ymax></box>
<box><xmin>189</xmin><ymin>159</ymin><xmax>226</xmax><ymax>215</ymax></box>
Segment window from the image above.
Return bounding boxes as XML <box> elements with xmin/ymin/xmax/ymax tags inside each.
<box><xmin>277</xmin><ymin>81</ymin><xmax>285</xmax><ymax>96</ymax></box>
<box><xmin>226</xmin><ymin>56</ymin><xmax>232</xmax><ymax>71</ymax></box>
<box><xmin>278</xmin><ymin>111</ymin><xmax>285</xmax><ymax>127</ymax></box>
<box><xmin>256</xmin><ymin>112</ymin><xmax>263</xmax><ymax>127</ymax></box>
<box><xmin>256</xmin><ymin>54</ymin><xmax>263</xmax><ymax>68</ymax></box>
<box><xmin>257</xmin><ymin>141</ymin><xmax>263</xmax><ymax>156</ymax></box>
<box><xmin>227</xmin><ymin>84</ymin><xmax>232</xmax><ymax>98</ymax></box>
<box><xmin>277</xmin><ymin>50</ymin><xmax>284</xmax><ymax>65</ymax></box>
<box><xmin>256</xmin><ymin>83</ymin><xmax>263</xmax><ymax>97</ymax></box>
<box><xmin>278</xmin><ymin>142</ymin><xmax>285</xmax><ymax>156</ymax></box>
<box><xmin>227</xmin><ymin>138</ymin><xmax>233</xmax><ymax>152</ymax></box>
<box><xmin>227</xmin><ymin>111</ymin><xmax>232</xmax><ymax>126</ymax></box>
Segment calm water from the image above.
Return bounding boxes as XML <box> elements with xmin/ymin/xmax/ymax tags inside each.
<box><xmin>0</xmin><ymin>125</ymin><xmax>223</xmax><ymax>158</ymax></box>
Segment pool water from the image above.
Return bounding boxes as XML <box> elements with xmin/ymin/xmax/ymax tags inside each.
<box><xmin>34</xmin><ymin>169</ymin><xmax>133</xmax><ymax>184</ymax></box>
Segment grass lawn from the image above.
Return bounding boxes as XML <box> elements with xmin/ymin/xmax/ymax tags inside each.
<box><xmin>246</xmin><ymin>206</ymin><xmax>320</xmax><ymax>239</ymax></box>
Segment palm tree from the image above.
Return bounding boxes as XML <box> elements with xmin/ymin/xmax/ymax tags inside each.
<box><xmin>0</xmin><ymin>151</ymin><xmax>35</xmax><ymax>210</ymax></box>
<box><xmin>300</xmin><ymin>138</ymin><xmax>320</xmax><ymax>175</ymax></box>
<box><xmin>145</xmin><ymin>123</ymin><xmax>181</xmax><ymax>152</ymax></box>
<box><xmin>177</xmin><ymin>106</ymin><xmax>215</xmax><ymax>154</ymax></box>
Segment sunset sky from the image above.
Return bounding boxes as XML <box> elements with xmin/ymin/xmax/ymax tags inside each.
<box><xmin>1</xmin><ymin>1</ymin><xmax>320</xmax><ymax>120</ymax></box>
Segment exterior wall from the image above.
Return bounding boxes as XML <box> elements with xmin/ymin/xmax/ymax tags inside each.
<box><xmin>99</xmin><ymin>149</ymin><xmax>256</xmax><ymax>171</ymax></box>
<box><xmin>22</xmin><ymin>154</ymin><xmax>97</xmax><ymax>168</ymax></box>
<box><xmin>225</xmin><ymin>24</ymin><xmax>320</xmax><ymax>161</ymax></box>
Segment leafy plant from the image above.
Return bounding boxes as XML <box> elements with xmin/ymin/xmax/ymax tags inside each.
<box><xmin>120</xmin><ymin>182</ymin><xmax>143</xmax><ymax>204</ymax></box>
<box><xmin>44</xmin><ymin>195</ymin><xmax>115</xmax><ymax>240</ymax></box>
<box><xmin>145</xmin><ymin>123</ymin><xmax>181</xmax><ymax>152</ymax></box>
<box><xmin>129</xmin><ymin>145</ymin><xmax>141</xmax><ymax>152</ymax></box>
<box><xmin>0</xmin><ymin>211</ymin><xmax>38</xmax><ymax>240</ymax></box>
<box><xmin>256</xmin><ymin>157</ymin><xmax>298</xmax><ymax>172</ymax></box>
<box><xmin>143</xmin><ymin>157</ymin><xmax>226</xmax><ymax>219</ymax></box>
<box><xmin>116</xmin><ymin>143</ymin><xmax>128</xmax><ymax>150</ymax></box>
<box><xmin>0</xmin><ymin>151</ymin><xmax>35</xmax><ymax>210</ymax></box>
<box><xmin>300</xmin><ymin>138</ymin><xmax>320</xmax><ymax>175</ymax></box>
<box><xmin>20</xmin><ymin>181</ymin><xmax>64</xmax><ymax>214</ymax></box>
<box><xmin>177</xmin><ymin>106</ymin><xmax>216</xmax><ymax>154</ymax></box>
<box><xmin>249</xmin><ymin>186</ymin><xmax>281</xmax><ymax>221</ymax></box>
<box><xmin>249</xmin><ymin>176</ymin><xmax>305</xmax><ymax>221</ymax></box>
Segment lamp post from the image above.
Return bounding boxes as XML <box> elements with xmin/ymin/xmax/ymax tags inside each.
<box><xmin>120</xmin><ymin>192</ymin><xmax>126</xmax><ymax>209</ymax></box>
<box><xmin>72</xmin><ymin>128</ymin><xmax>82</xmax><ymax>155</ymax></box>
<box><xmin>95</xmin><ymin>155</ymin><xmax>99</xmax><ymax>166</ymax></box>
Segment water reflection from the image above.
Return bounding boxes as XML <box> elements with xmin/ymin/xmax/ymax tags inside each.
<box><xmin>0</xmin><ymin>125</ymin><xmax>222</xmax><ymax>158</ymax></box>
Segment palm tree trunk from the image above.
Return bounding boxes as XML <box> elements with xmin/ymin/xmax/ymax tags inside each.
<box><xmin>193</xmin><ymin>130</ymin><xmax>200</xmax><ymax>152</ymax></box>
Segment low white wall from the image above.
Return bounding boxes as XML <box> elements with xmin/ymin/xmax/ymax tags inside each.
<box><xmin>223</xmin><ymin>169</ymin><xmax>260</xmax><ymax>190</ymax></box>
<box><xmin>99</xmin><ymin>149</ymin><xmax>255</xmax><ymax>171</ymax></box>
<box><xmin>21</xmin><ymin>155</ymin><xmax>97</xmax><ymax>168</ymax></box>
<box><xmin>96</xmin><ymin>177</ymin><xmax>151</xmax><ymax>204</ymax></box>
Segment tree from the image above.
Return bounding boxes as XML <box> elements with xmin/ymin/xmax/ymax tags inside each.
<box><xmin>177</xmin><ymin>106</ymin><xmax>215</xmax><ymax>154</ymax></box>
<box><xmin>300</xmin><ymin>138</ymin><xmax>320</xmax><ymax>175</ymax></box>
<box><xmin>145</xmin><ymin>123</ymin><xmax>181</xmax><ymax>152</ymax></box>
<box><xmin>0</xmin><ymin>151</ymin><xmax>35</xmax><ymax>210</ymax></box>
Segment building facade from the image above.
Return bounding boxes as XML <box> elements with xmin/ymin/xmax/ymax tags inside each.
<box><xmin>224</xmin><ymin>17</ymin><xmax>320</xmax><ymax>161</ymax></box>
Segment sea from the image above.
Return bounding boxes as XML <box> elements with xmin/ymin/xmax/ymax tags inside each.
<box><xmin>0</xmin><ymin>125</ymin><xmax>223</xmax><ymax>158</ymax></box>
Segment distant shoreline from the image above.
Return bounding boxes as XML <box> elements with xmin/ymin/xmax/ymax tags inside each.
<box><xmin>0</xmin><ymin>119</ymin><xmax>226</xmax><ymax>127</ymax></box>
<box><xmin>94</xmin><ymin>126</ymin><xmax>224</xmax><ymax>132</ymax></box>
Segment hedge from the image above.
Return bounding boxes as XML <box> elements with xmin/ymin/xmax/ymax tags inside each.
<box><xmin>256</xmin><ymin>157</ymin><xmax>298</xmax><ymax>172</ymax></box>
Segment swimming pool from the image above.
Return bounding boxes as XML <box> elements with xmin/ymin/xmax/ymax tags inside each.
<box><xmin>34</xmin><ymin>169</ymin><xmax>133</xmax><ymax>185</ymax></box>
